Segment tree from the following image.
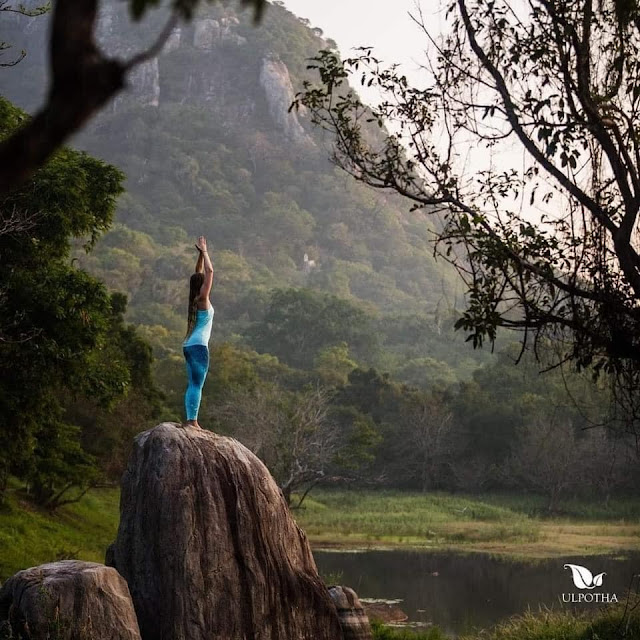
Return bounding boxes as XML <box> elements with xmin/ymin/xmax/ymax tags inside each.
<box><xmin>313</xmin><ymin>342</ymin><xmax>357</xmax><ymax>387</ymax></box>
<box><xmin>506</xmin><ymin>419</ymin><xmax>590</xmax><ymax>512</ymax></box>
<box><xmin>0</xmin><ymin>0</ymin><xmax>266</xmax><ymax>195</ymax></box>
<box><xmin>214</xmin><ymin>384</ymin><xmax>342</xmax><ymax>506</ymax></box>
<box><xmin>396</xmin><ymin>392</ymin><xmax>456</xmax><ymax>491</ymax></box>
<box><xmin>0</xmin><ymin>1</ymin><xmax>49</xmax><ymax>68</ymax></box>
<box><xmin>67</xmin><ymin>292</ymin><xmax>165</xmax><ymax>483</ymax></box>
<box><xmin>0</xmin><ymin>97</ymin><xmax>160</xmax><ymax>504</ymax></box>
<box><xmin>247</xmin><ymin>287</ymin><xmax>378</xmax><ymax>369</ymax></box>
<box><xmin>294</xmin><ymin>0</ymin><xmax>640</xmax><ymax>428</ymax></box>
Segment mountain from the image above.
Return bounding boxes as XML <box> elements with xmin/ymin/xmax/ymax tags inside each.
<box><xmin>1</xmin><ymin>0</ymin><xmax>485</xmax><ymax>379</ymax></box>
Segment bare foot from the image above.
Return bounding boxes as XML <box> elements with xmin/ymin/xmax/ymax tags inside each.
<box><xmin>183</xmin><ymin>420</ymin><xmax>198</xmax><ymax>428</ymax></box>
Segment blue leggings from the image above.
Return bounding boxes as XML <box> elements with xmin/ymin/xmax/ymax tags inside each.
<box><xmin>183</xmin><ymin>345</ymin><xmax>209</xmax><ymax>421</ymax></box>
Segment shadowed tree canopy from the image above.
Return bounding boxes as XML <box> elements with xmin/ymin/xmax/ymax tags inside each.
<box><xmin>0</xmin><ymin>0</ymin><xmax>266</xmax><ymax>195</ymax></box>
<box><xmin>0</xmin><ymin>97</ymin><xmax>161</xmax><ymax>506</ymax></box>
<box><xmin>247</xmin><ymin>288</ymin><xmax>379</xmax><ymax>369</ymax></box>
<box><xmin>295</xmin><ymin>0</ymin><xmax>640</xmax><ymax>428</ymax></box>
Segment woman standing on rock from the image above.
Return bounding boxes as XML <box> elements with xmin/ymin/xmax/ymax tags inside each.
<box><xmin>183</xmin><ymin>236</ymin><xmax>214</xmax><ymax>428</ymax></box>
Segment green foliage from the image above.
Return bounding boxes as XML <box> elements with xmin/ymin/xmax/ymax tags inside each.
<box><xmin>329</xmin><ymin>405</ymin><xmax>380</xmax><ymax>471</ymax></box>
<box><xmin>66</xmin><ymin>293</ymin><xmax>164</xmax><ymax>481</ymax></box>
<box><xmin>394</xmin><ymin>358</ymin><xmax>456</xmax><ymax>392</ymax></box>
<box><xmin>336</xmin><ymin>368</ymin><xmax>408</xmax><ymax>425</ymax></box>
<box><xmin>0</xmin><ymin>97</ymin><xmax>160</xmax><ymax>502</ymax></box>
<box><xmin>27</xmin><ymin>420</ymin><xmax>98</xmax><ymax>508</ymax></box>
<box><xmin>314</xmin><ymin>342</ymin><xmax>357</xmax><ymax>387</ymax></box>
<box><xmin>247</xmin><ymin>288</ymin><xmax>379</xmax><ymax>369</ymax></box>
<box><xmin>452</xmin><ymin>343</ymin><xmax>610</xmax><ymax>466</ymax></box>
<box><xmin>206</xmin><ymin>342</ymin><xmax>261</xmax><ymax>400</ymax></box>
<box><xmin>3</xmin><ymin>1</ymin><xmax>633</xmax><ymax>502</ymax></box>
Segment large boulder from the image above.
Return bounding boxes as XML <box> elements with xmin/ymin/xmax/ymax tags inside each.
<box><xmin>108</xmin><ymin>422</ymin><xmax>342</xmax><ymax>640</ymax></box>
<box><xmin>0</xmin><ymin>560</ymin><xmax>141</xmax><ymax>640</ymax></box>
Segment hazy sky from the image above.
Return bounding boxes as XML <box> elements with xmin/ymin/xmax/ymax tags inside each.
<box><xmin>281</xmin><ymin>0</ymin><xmax>443</xmax><ymax>84</ymax></box>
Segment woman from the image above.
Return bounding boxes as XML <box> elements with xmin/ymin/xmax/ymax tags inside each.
<box><xmin>183</xmin><ymin>236</ymin><xmax>214</xmax><ymax>428</ymax></box>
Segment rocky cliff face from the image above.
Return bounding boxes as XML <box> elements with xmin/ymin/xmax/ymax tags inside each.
<box><xmin>193</xmin><ymin>16</ymin><xmax>247</xmax><ymax>48</ymax></box>
<box><xmin>2</xmin><ymin>1</ymin><xmax>313</xmax><ymax>141</ymax></box>
<box><xmin>108</xmin><ymin>422</ymin><xmax>342</xmax><ymax>640</ymax></box>
<box><xmin>91</xmin><ymin>1</ymin><xmax>310</xmax><ymax>141</ymax></box>
<box><xmin>260</xmin><ymin>56</ymin><xmax>311</xmax><ymax>144</ymax></box>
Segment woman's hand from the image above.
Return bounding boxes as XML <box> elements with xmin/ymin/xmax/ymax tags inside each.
<box><xmin>195</xmin><ymin>236</ymin><xmax>207</xmax><ymax>253</ymax></box>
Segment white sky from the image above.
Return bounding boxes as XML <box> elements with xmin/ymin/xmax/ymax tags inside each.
<box><xmin>282</xmin><ymin>0</ymin><xmax>441</xmax><ymax>89</ymax></box>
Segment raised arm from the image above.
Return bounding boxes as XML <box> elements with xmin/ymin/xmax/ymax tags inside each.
<box><xmin>195</xmin><ymin>249</ymin><xmax>204</xmax><ymax>274</ymax></box>
<box><xmin>195</xmin><ymin>235</ymin><xmax>213</xmax><ymax>308</ymax></box>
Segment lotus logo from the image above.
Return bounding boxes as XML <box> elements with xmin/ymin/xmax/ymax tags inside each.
<box><xmin>564</xmin><ymin>564</ymin><xmax>606</xmax><ymax>590</ymax></box>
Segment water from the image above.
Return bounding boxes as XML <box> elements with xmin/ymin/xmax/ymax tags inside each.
<box><xmin>313</xmin><ymin>549</ymin><xmax>640</xmax><ymax>636</ymax></box>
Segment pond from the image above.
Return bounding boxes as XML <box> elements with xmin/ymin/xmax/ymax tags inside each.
<box><xmin>313</xmin><ymin>549</ymin><xmax>640</xmax><ymax>636</ymax></box>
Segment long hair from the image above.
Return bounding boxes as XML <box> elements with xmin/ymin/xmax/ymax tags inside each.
<box><xmin>186</xmin><ymin>272</ymin><xmax>205</xmax><ymax>338</ymax></box>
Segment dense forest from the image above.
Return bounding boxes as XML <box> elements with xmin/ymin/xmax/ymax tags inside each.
<box><xmin>1</xmin><ymin>0</ymin><xmax>638</xmax><ymax>510</ymax></box>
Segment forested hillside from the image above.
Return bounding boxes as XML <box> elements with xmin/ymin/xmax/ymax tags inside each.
<box><xmin>2</xmin><ymin>0</ymin><xmax>478</xmax><ymax>374</ymax></box>
<box><xmin>2</xmin><ymin>0</ymin><xmax>637</xmax><ymax>503</ymax></box>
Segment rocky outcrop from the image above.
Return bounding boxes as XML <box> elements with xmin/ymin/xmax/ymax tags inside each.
<box><xmin>193</xmin><ymin>17</ymin><xmax>246</xmax><ymax>49</ymax></box>
<box><xmin>260</xmin><ymin>57</ymin><xmax>312</xmax><ymax>145</ymax></box>
<box><xmin>329</xmin><ymin>586</ymin><xmax>373</xmax><ymax>640</ymax></box>
<box><xmin>0</xmin><ymin>560</ymin><xmax>141</xmax><ymax>640</ymax></box>
<box><xmin>108</xmin><ymin>422</ymin><xmax>342</xmax><ymax>640</ymax></box>
<box><xmin>4</xmin><ymin>0</ymin><xmax>317</xmax><ymax>141</ymax></box>
<box><xmin>164</xmin><ymin>26</ymin><xmax>182</xmax><ymax>53</ymax></box>
<box><xmin>126</xmin><ymin>58</ymin><xmax>160</xmax><ymax>107</ymax></box>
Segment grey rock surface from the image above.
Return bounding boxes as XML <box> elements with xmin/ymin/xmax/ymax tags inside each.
<box><xmin>260</xmin><ymin>57</ymin><xmax>312</xmax><ymax>145</ymax></box>
<box><xmin>0</xmin><ymin>560</ymin><xmax>141</xmax><ymax>640</ymax></box>
<box><xmin>109</xmin><ymin>422</ymin><xmax>342</xmax><ymax>640</ymax></box>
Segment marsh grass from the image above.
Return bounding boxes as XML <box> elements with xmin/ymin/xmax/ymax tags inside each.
<box><xmin>296</xmin><ymin>491</ymin><xmax>540</xmax><ymax>546</ymax></box>
<box><xmin>372</xmin><ymin>595</ymin><xmax>640</xmax><ymax>640</ymax></box>
<box><xmin>476</xmin><ymin>494</ymin><xmax>640</xmax><ymax>521</ymax></box>
<box><xmin>294</xmin><ymin>490</ymin><xmax>640</xmax><ymax>554</ymax></box>
<box><xmin>460</xmin><ymin>596</ymin><xmax>640</xmax><ymax>640</ymax></box>
<box><xmin>371</xmin><ymin>620</ymin><xmax>448</xmax><ymax>640</ymax></box>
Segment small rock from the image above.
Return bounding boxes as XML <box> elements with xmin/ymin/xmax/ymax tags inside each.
<box><xmin>328</xmin><ymin>586</ymin><xmax>373</xmax><ymax>640</ymax></box>
<box><xmin>0</xmin><ymin>560</ymin><xmax>141</xmax><ymax>640</ymax></box>
<box><xmin>360</xmin><ymin>598</ymin><xmax>409</xmax><ymax>624</ymax></box>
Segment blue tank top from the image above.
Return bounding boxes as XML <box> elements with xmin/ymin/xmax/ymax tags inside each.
<box><xmin>183</xmin><ymin>306</ymin><xmax>214</xmax><ymax>347</ymax></box>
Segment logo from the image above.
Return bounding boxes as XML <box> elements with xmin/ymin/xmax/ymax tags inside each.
<box><xmin>564</xmin><ymin>564</ymin><xmax>606</xmax><ymax>589</ymax></box>
<box><xmin>561</xmin><ymin>563</ymin><xmax>618</xmax><ymax>604</ymax></box>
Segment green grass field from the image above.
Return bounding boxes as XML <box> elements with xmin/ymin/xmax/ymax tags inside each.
<box><xmin>0</xmin><ymin>487</ymin><xmax>120</xmax><ymax>581</ymax></box>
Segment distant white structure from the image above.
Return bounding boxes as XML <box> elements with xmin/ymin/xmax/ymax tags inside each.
<box><xmin>302</xmin><ymin>253</ymin><xmax>317</xmax><ymax>273</ymax></box>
